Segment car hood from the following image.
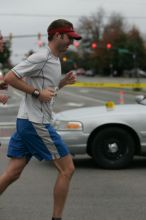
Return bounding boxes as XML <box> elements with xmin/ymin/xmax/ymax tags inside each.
<box><xmin>54</xmin><ymin>104</ymin><xmax>146</xmax><ymax>121</ymax></box>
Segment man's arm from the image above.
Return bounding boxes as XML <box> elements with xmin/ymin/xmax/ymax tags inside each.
<box><xmin>4</xmin><ymin>71</ymin><xmax>35</xmax><ymax>94</ymax></box>
<box><xmin>59</xmin><ymin>71</ymin><xmax>77</xmax><ymax>89</ymax></box>
<box><xmin>4</xmin><ymin>71</ymin><xmax>56</xmax><ymax>102</ymax></box>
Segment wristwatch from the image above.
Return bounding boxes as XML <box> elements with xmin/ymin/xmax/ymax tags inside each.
<box><xmin>32</xmin><ymin>89</ymin><xmax>40</xmax><ymax>98</ymax></box>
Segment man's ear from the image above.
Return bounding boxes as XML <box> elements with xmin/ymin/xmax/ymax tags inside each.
<box><xmin>55</xmin><ymin>32</ymin><xmax>61</xmax><ymax>39</ymax></box>
<box><xmin>56</xmin><ymin>32</ymin><xmax>64</xmax><ymax>39</ymax></box>
<box><xmin>60</xmin><ymin>34</ymin><xmax>64</xmax><ymax>39</ymax></box>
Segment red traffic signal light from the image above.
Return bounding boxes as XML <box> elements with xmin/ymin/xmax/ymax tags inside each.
<box><xmin>0</xmin><ymin>32</ymin><xmax>3</xmax><ymax>40</ymax></box>
<box><xmin>91</xmin><ymin>42</ymin><xmax>97</xmax><ymax>49</ymax></box>
<box><xmin>37</xmin><ymin>32</ymin><xmax>42</xmax><ymax>40</ymax></box>
<box><xmin>37</xmin><ymin>32</ymin><xmax>43</xmax><ymax>47</ymax></box>
<box><xmin>106</xmin><ymin>43</ymin><xmax>112</xmax><ymax>49</ymax></box>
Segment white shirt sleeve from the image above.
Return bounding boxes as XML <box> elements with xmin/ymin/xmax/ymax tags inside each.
<box><xmin>12</xmin><ymin>51</ymin><xmax>48</xmax><ymax>78</ymax></box>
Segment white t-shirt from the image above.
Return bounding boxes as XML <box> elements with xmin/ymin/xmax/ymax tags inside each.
<box><xmin>12</xmin><ymin>47</ymin><xmax>61</xmax><ymax>123</ymax></box>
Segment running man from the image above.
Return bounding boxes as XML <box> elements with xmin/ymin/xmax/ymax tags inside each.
<box><xmin>0</xmin><ymin>19</ymin><xmax>82</xmax><ymax>220</ymax></box>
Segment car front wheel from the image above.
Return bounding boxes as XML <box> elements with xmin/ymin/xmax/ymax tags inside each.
<box><xmin>91</xmin><ymin>126</ymin><xmax>135</xmax><ymax>169</ymax></box>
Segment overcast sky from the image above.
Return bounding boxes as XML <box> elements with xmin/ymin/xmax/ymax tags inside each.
<box><xmin>0</xmin><ymin>0</ymin><xmax>146</xmax><ymax>64</ymax></box>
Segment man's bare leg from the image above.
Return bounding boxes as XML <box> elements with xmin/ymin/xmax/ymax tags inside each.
<box><xmin>52</xmin><ymin>155</ymin><xmax>75</xmax><ymax>219</ymax></box>
<box><xmin>0</xmin><ymin>157</ymin><xmax>28</xmax><ymax>194</ymax></box>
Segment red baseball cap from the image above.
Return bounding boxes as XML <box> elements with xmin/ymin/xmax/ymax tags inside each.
<box><xmin>48</xmin><ymin>27</ymin><xmax>82</xmax><ymax>40</ymax></box>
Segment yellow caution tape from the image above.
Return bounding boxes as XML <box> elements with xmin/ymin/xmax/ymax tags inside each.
<box><xmin>1</xmin><ymin>79</ymin><xmax>145</xmax><ymax>89</ymax></box>
<box><xmin>68</xmin><ymin>81</ymin><xmax>146</xmax><ymax>88</ymax></box>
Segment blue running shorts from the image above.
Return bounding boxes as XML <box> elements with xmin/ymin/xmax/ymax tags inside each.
<box><xmin>7</xmin><ymin>119</ymin><xmax>70</xmax><ymax>161</ymax></box>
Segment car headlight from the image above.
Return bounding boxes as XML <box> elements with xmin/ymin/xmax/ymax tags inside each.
<box><xmin>54</xmin><ymin>120</ymin><xmax>83</xmax><ymax>131</ymax></box>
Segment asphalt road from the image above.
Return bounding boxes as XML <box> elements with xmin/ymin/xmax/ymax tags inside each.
<box><xmin>1</xmin><ymin>147</ymin><xmax>146</xmax><ymax>220</ymax></box>
<box><xmin>1</xmin><ymin>76</ymin><xmax>146</xmax><ymax>220</ymax></box>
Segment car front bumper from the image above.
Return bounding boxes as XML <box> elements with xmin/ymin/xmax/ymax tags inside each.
<box><xmin>57</xmin><ymin>130</ymin><xmax>89</xmax><ymax>155</ymax></box>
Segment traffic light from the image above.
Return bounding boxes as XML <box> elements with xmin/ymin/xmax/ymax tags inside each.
<box><xmin>37</xmin><ymin>32</ymin><xmax>42</xmax><ymax>40</ymax></box>
<box><xmin>37</xmin><ymin>32</ymin><xmax>43</xmax><ymax>47</ymax></box>
<box><xmin>9</xmin><ymin>33</ymin><xmax>13</xmax><ymax>41</ymax></box>
<box><xmin>0</xmin><ymin>32</ymin><xmax>4</xmax><ymax>52</ymax></box>
<box><xmin>62</xmin><ymin>56</ymin><xmax>68</xmax><ymax>62</ymax></box>
<box><xmin>0</xmin><ymin>32</ymin><xmax>3</xmax><ymax>40</ymax></box>
<box><xmin>106</xmin><ymin>43</ymin><xmax>112</xmax><ymax>49</ymax></box>
<box><xmin>91</xmin><ymin>42</ymin><xmax>97</xmax><ymax>49</ymax></box>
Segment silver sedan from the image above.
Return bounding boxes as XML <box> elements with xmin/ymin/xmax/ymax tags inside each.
<box><xmin>53</xmin><ymin>101</ymin><xmax>146</xmax><ymax>169</ymax></box>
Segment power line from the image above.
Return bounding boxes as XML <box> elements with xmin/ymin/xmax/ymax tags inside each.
<box><xmin>0</xmin><ymin>13</ymin><xmax>146</xmax><ymax>20</ymax></box>
<box><xmin>5</xmin><ymin>34</ymin><xmax>47</xmax><ymax>39</ymax></box>
<box><xmin>0</xmin><ymin>13</ymin><xmax>78</xmax><ymax>18</ymax></box>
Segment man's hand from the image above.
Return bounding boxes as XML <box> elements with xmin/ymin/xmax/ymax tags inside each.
<box><xmin>0</xmin><ymin>94</ymin><xmax>9</xmax><ymax>104</ymax></box>
<box><xmin>38</xmin><ymin>87</ymin><xmax>56</xmax><ymax>102</ymax></box>
<box><xmin>59</xmin><ymin>71</ymin><xmax>77</xmax><ymax>89</ymax></box>
<box><xmin>0</xmin><ymin>81</ymin><xmax>8</xmax><ymax>90</ymax></box>
<box><xmin>64</xmin><ymin>71</ymin><xmax>77</xmax><ymax>84</ymax></box>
